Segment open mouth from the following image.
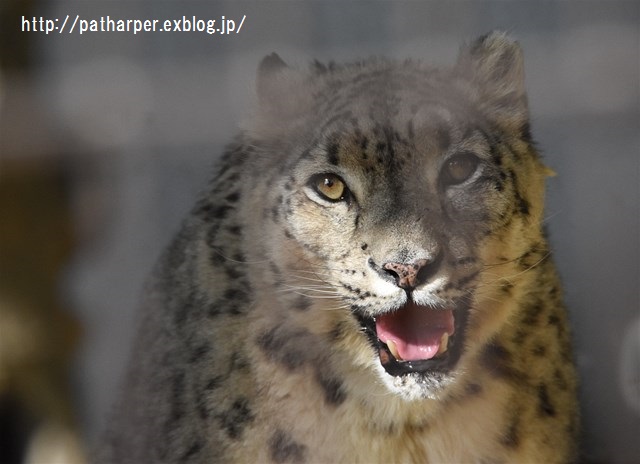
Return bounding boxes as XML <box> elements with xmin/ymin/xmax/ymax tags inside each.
<box><xmin>356</xmin><ymin>300</ymin><xmax>467</xmax><ymax>377</ymax></box>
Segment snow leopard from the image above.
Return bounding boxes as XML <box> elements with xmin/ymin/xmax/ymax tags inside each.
<box><xmin>99</xmin><ymin>32</ymin><xmax>580</xmax><ymax>463</ymax></box>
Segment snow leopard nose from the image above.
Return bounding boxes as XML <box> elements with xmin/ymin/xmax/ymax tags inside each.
<box><xmin>382</xmin><ymin>257</ymin><xmax>439</xmax><ymax>290</ymax></box>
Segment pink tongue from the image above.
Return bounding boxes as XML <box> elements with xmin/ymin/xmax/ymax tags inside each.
<box><xmin>375</xmin><ymin>302</ymin><xmax>455</xmax><ymax>362</ymax></box>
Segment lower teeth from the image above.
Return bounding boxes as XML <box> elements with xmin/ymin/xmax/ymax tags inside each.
<box><xmin>437</xmin><ymin>332</ymin><xmax>449</xmax><ymax>356</ymax></box>
<box><xmin>386</xmin><ymin>339</ymin><xmax>402</xmax><ymax>360</ymax></box>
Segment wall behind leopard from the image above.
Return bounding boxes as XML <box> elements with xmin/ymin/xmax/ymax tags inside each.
<box><xmin>5</xmin><ymin>1</ymin><xmax>637</xmax><ymax>462</ymax></box>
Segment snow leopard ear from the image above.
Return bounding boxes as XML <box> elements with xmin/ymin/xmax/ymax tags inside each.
<box><xmin>256</xmin><ymin>53</ymin><xmax>289</xmax><ymax>109</ymax></box>
<box><xmin>256</xmin><ymin>53</ymin><xmax>307</xmax><ymax>117</ymax></box>
<box><xmin>257</xmin><ymin>53</ymin><xmax>288</xmax><ymax>96</ymax></box>
<box><xmin>456</xmin><ymin>31</ymin><xmax>530</xmax><ymax>136</ymax></box>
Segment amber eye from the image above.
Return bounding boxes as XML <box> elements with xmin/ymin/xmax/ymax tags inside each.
<box><xmin>310</xmin><ymin>174</ymin><xmax>349</xmax><ymax>202</ymax></box>
<box><xmin>442</xmin><ymin>153</ymin><xmax>480</xmax><ymax>185</ymax></box>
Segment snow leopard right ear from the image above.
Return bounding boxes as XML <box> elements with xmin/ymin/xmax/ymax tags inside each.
<box><xmin>455</xmin><ymin>32</ymin><xmax>529</xmax><ymax>137</ymax></box>
<box><xmin>256</xmin><ymin>53</ymin><xmax>307</xmax><ymax>117</ymax></box>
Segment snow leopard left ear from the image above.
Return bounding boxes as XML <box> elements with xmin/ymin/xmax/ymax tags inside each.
<box><xmin>256</xmin><ymin>53</ymin><xmax>308</xmax><ymax>117</ymax></box>
<box><xmin>456</xmin><ymin>31</ymin><xmax>530</xmax><ymax>136</ymax></box>
<box><xmin>257</xmin><ymin>52</ymin><xmax>288</xmax><ymax>100</ymax></box>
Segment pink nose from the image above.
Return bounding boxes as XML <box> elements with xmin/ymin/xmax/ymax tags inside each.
<box><xmin>382</xmin><ymin>259</ymin><xmax>430</xmax><ymax>290</ymax></box>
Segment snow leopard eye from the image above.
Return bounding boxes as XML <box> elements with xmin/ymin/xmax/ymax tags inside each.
<box><xmin>442</xmin><ymin>152</ymin><xmax>480</xmax><ymax>185</ymax></box>
<box><xmin>309</xmin><ymin>173</ymin><xmax>349</xmax><ymax>202</ymax></box>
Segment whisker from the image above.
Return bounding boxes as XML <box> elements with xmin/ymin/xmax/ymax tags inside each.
<box><xmin>542</xmin><ymin>209</ymin><xmax>562</xmax><ymax>224</ymax></box>
<box><xmin>481</xmin><ymin>247</ymin><xmax>548</xmax><ymax>269</ymax></box>
<box><xmin>279</xmin><ymin>290</ymin><xmax>342</xmax><ymax>300</ymax></box>
<box><xmin>288</xmin><ymin>275</ymin><xmax>333</xmax><ymax>284</ymax></box>
<box><xmin>278</xmin><ymin>286</ymin><xmax>341</xmax><ymax>295</ymax></box>
<box><xmin>474</xmin><ymin>251</ymin><xmax>551</xmax><ymax>293</ymax></box>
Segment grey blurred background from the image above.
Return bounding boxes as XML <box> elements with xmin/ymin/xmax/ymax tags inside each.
<box><xmin>1</xmin><ymin>1</ymin><xmax>638</xmax><ymax>462</ymax></box>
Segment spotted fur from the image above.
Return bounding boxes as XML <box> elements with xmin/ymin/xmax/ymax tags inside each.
<box><xmin>99</xmin><ymin>32</ymin><xmax>579</xmax><ymax>463</ymax></box>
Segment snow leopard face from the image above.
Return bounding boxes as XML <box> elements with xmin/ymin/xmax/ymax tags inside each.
<box><xmin>249</xmin><ymin>34</ymin><xmax>548</xmax><ymax>400</ymax></box>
